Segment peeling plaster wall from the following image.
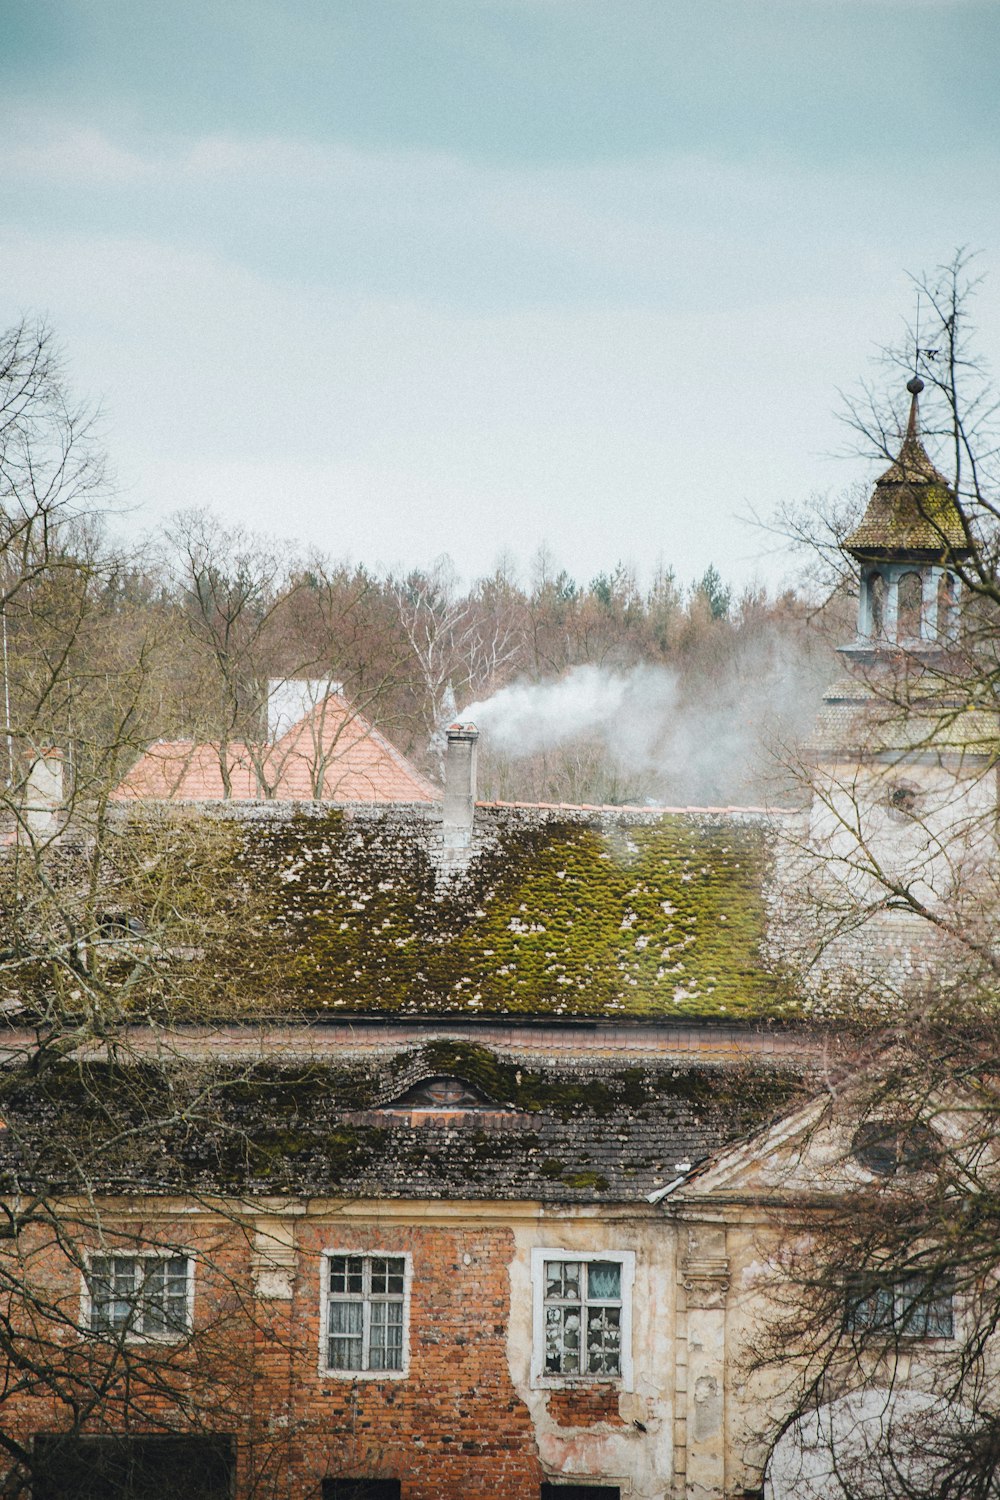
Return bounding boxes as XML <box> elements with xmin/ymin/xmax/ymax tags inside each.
<box><xmin>506</xmin><ymin>1212</ymin><xmax>677</xmax><ymax>1499</ymax></box>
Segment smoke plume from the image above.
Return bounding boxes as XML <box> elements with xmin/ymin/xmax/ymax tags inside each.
<box><xmin>463</xmin><ymin>634</ymin><xmax>826</xmax><ymax>807</ymax></box>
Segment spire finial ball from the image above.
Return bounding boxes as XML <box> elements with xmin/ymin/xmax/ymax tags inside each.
<box><xmin>906</xmin><ymin>376</ymin><xmax>925</xmax><ymax>395</ymax></box>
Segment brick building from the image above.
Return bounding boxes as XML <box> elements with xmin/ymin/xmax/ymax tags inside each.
<box><xmin>0</xmin><ymin>387</ymin><xmax>988</xmax><ymax>1499</ymax></box>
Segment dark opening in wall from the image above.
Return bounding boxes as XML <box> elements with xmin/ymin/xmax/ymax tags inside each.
<box><xmin>897</xmin><ymin>570</ymin><xmax>923</xmax><ymax>642</ymax></box>
<box><xmin>540</xmin><ymin>1487</ymin><xmax>621</xmax><ymax>1500</ymax></box>
<box><xmin>937</xmin><ymin>570</ymin><xmax>958</xmax><ymax>640</ymax></box>
<box><xmin>33</xmin><ymin>1434</ymin><xmax>235</xmax><ymax>1500</ymax></box>
<box><xmin>322</xmin><ymin>1483</ymin><xmax>401</xmax><ymax>1500</ymax></box>
<box><xmin>852</xmin><ymin>1121</ymin><xmax>939</xmax><ymax>1176</ymax></box>
<box><xmin>869</xmin><ymin>571</ymin><xmax>886</xmax><ymax>637</ymax></box>
<box><xmin>97</xmin><ymin>911</ymin><xmax>148</xmax><ymax>938</ymax></box>
<box><xmin>886</xmin><ymin>783</ymin><xmax>919</xmax><ymax>822</ymax></box>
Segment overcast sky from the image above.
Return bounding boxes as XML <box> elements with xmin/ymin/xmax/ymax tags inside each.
<box><xmin>2</xmin><ymin>0</ymin><xmax>998</xmax><ymax>591</ymax></box>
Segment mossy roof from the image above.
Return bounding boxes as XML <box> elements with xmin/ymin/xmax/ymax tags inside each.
<box><xmin>0</xmin><ymin>1043</ymin><xmax>808</xmax><ymax>1203</ymax></box>
<box><xmin>843</xmin><ymin>435</ymin><xmax>968</xmax><ymax>558</ymax></box>
<box><xmin>114</xmin><ymin>803</ymin><xmax>786</xmax><ymax>1022</ymax></box>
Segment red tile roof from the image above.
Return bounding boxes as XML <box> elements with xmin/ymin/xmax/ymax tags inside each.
<box><xmin>113</xmin><ymin>694</ymin><xmax>439</xmax><ymax>803</ymax></box>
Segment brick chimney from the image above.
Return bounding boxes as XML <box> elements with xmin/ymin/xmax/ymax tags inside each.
<box><xmin>24</xmin><ymin>748</ymin><xmax>64</xmax><ymax>841</ymax></box>
<box><xmin>443</xmin><ymin>722</ymin><xmax>478</xmax><ymax>850</ymax></box>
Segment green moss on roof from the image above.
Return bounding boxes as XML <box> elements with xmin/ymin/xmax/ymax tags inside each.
<box><xmin>4</xmin><ymin>805</ymin><xmax>789</xmax><ymax>1022</ymax></box>
<box><xmin>0</xmin><ymin>1050</ymin><xmax>808</xmax><ymax>1201</ymax></box>
<box><xmin>843</xmin><ymin>435</ymin><xmax>968</xmax><ymax>557</ymax></box>
<box><xmin>234</xmin><ymin>809</ymin><xmax>782</xmax><ymax>1020</ymax></box>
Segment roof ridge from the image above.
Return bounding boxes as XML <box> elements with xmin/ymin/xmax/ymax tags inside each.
<box><xmin>477</xmin><ymin>799</ymin><xmax>776</xmax><ymax>814</ymax></box>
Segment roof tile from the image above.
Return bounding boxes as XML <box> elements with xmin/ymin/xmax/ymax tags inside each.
<box><xmin>113</xmin><ymin>693</ymin><xmax>438</xmax><ymax>803</ymax></box>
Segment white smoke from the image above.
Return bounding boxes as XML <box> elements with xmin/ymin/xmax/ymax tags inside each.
<box><xmin>463</xmin><ymin>640</ymin><xmax>824</xmax><ymax>807</ymax></box>
<box><xmin>464</xmin><ymin>664</ymin><xmax>672</xmax><ymax>756</ymax></box>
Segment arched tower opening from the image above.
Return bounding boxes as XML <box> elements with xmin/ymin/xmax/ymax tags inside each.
<box><xmin>841</xmin><ymin>376</ymin><xmax>969</xmax><ymax>661</ymax></box>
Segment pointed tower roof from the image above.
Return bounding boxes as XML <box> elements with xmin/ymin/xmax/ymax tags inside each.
<box><xmin>843</xmin><ymin>378</ymin><xmax>970</xmax><ymax>560</ymax></box>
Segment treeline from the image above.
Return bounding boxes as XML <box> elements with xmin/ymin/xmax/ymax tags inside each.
<box><xmin>1</xmin><ymin>319</ymin><xmax>832</xmax><ymax>807</ymax></box>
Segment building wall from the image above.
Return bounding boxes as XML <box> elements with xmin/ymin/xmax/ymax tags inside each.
<box><xmin>1</xmin><ymin>1197</ymin><xmax>726</xmax><ymax>1500</ymax></box>
<box><xmin>10</xmin><ymin>1190</ymin><xmax>928</xmax><ymax>1500</ymax></box>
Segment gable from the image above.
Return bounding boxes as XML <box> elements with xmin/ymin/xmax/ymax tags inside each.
<box><xmin>666</xmin><ymin>1080</ymin><xmax>974</xmax><ymax>1206</ymax></box>
<box><xmin>112</xmin><ymin>695</ymin><xmax>437</xmax><ymax>804</ymax></box>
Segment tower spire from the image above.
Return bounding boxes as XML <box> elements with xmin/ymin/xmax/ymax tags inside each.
<box><xmin>905</xmin><ymin>374</ymin><xmax>923</xmax><ymax>442</ymax></box>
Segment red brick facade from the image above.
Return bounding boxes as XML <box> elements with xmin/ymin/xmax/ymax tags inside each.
<box><xmin>6</xmin><ymin>1213</ymin><xmax>641</xmax><ymax>1500</ymax></box>
<box><xmin>265</xmin><ymin>1221</ymin><xmax>545</xmax><ymax>1499</ymax></box>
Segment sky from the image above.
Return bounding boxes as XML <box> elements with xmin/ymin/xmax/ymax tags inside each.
<box><xmin>2</xmin><ymin>0</ymin><xmax>999</xmax><ymax>592</ymax></box>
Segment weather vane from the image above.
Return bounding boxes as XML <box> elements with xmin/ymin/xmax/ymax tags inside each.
<box><xmin>912</xmin><ymin>291</ymin><xmax>939</xmax><ymax>380</ymax></box>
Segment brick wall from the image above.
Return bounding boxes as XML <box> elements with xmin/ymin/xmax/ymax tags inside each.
<box><xmin>286</xmin><ymin>1221</ymin><xmax>544</xmax><ymax>1499</ymax></box>
<box><xmin>0</xmin><ymin>1212</ymin><xmax>644</xmax><ymax>1500</ymax></box>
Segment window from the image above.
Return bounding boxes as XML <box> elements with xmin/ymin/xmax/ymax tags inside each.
<box><xmin>322</xmin><ymin>1253</ymin><xmax>409</xmax><ymax>1376</ymax></box>
<box><xmin>853</xmin><ymin>1121</ymin><xmax>939</xmax><ymax>1176</ymax></box>
<box><xmin>846</xmin><ymin>1274</ymin><xmax>954</xmax><ymax>1338</ymax></box>
<box><xmin>937</xmin><ymin>569</ymin><xmax>959</xmax><ymax>641</ymax></box>
<box><xmin>886</xmin><ymin>782</ymin><xmax>919</xmax><ymax>823</ymax></box>
<box><xmin>896</xmin><ymin>570</ymin><xmax>923</xmax><ymax>642</ymax></box>
<box><xmin>322</xmin><ymin>1483</ymin><xmax>401</xmax><ymax>1500</ymax></box>
<box><xmin>382</xmin><ymin>1075</ymin><xmax>494</xmax><ymax>1110</ymax></box>
<box><xmin>86</xmin><ymin>1255</ymin><xmax>191</xmax><ymax>1339</ymax></box>
<box><xmin>531</xmin><ymin>1249</ymin><xmax>635</xmax><ymax>1388</ymax></box>
<box><xmin>97</xmin><ymin>910</ymin><xmax>147</xmax><ymax>939</ymax></box>
<box><xmin>868</xmin><ymin>571</ymin><xmax>886</xmax><ymax>638</ymax></box>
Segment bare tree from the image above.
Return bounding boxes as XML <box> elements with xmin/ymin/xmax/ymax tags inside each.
<box><xmin>391</xmin><ymin>554</ymin><xmax>524</xmax><ymax>771</ymax></box>
<box><xmin>755</xmin><ymin>255</ymin><xmax>1000</xmax><ymax>1499</ymax></box>
<box><xmin>0</xmin><ymin>324</ymin><xmax>298</xmax><ymax>1498</ymax></box>
<box><xmin>162</xmin><ymin>510</ymin><xmax>296</xmax><ymax>796</ymax></box>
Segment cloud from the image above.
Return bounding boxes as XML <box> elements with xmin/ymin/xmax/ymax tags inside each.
<box><xmin>2</xmin><ymin>115</ymin><xmax>155</xmax><ymax>183</ymax></box>
<box><xmin>2</xmin><ymin>110</ymin><xmax>999</xmax><ymax>590</ymax></box>
<box><xmin>3</xmin><ymin>108</ymin><xmax>996</xmax><ymax>316</ymax></box>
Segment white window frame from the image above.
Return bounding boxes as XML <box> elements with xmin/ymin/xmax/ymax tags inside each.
<box><xmin>531</xmin><ymin>1248</ymin><xmax>635</xmax><ymax>1391</ymax></box>
<box><xmin>81</xmin><ymin>1250</ymin><xmax>194</xmax><ymax>1343</ymax></box>
<box><xmin>319</xmin><ymin>1250</ymin><xmax>412</xmax><ymax>1380</ymax></box>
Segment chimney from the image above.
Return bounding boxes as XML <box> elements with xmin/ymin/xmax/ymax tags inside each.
<box><xmin>24</xmin><ymin>748</ymin><xmax>64</xmax><ymax>841</ymax></box>
<box><xmin>443</xmin><ymin>722</ymin><xmax>479</xmax><ymax>849</ymax></box>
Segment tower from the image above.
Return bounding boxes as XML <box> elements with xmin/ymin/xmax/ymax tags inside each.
<box><xmin>800</xmin><ymin>380</ymin><xmax>995</xmax><ymax>995</ymax></box>
<box><xmin>841</xmin><ymin>376</ymin><xmax>969</xmax><ymax>659</ymax></box>
<box><xmin>814</xmin><ymin>374</ymin><xmax>976</xmax><ymax>759</ymax></box>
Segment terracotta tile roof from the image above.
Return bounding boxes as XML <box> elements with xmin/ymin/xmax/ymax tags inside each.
<box><xmin>479</xmin><ymin>799</ymin><xmax>772</xmax><ymax>815</ymax></box>
<box><xmin>112</xmin><ymin>693</ymin><xmax>438</xmax><ymax>803</ymax></box>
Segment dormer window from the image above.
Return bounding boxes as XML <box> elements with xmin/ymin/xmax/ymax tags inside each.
<box><xmin>380</xmin><ymin>1076</ymin><xmax>495</xmax><ymax>1112</ymax></box>
<box><xmin>97</xmin><ymin>911</ymin><xmax>148</xmax><ymax>939</ymax></box>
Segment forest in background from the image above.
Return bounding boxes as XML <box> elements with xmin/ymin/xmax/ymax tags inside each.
<box><xmin>2</xmin><ymin>318</ymin><xmax>840</xmax><ymax>811</ymax></box>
